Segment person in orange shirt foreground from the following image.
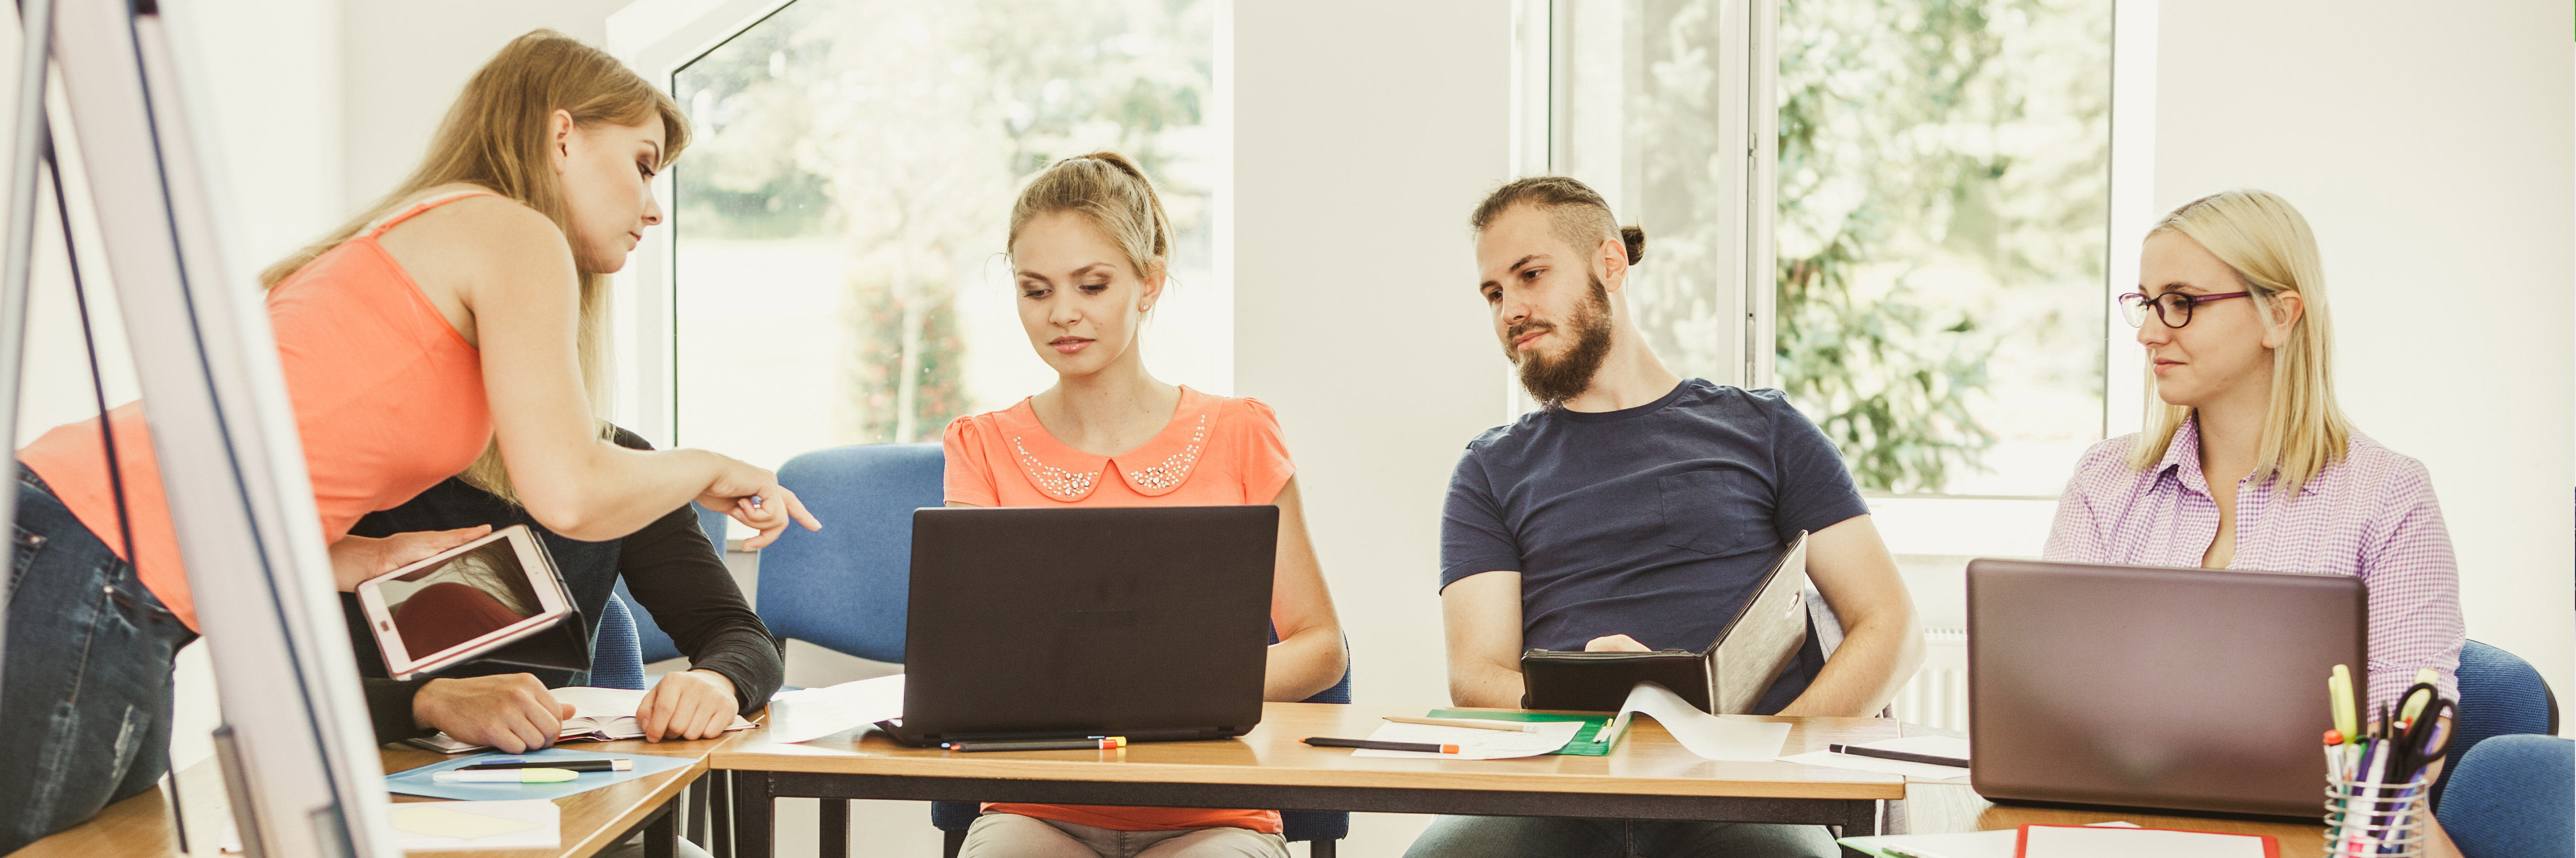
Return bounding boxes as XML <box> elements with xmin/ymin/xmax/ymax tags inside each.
<box><xmin>940</xmin><ymin>152</ymin><xmax>1345</xmax><ymax>858</ymax></box>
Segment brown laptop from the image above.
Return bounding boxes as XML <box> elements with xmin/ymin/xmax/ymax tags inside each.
<box><xmin>1967</xmin><ymin>558</ymin><xmax>2367</xmax><ymax>819</ymax></box>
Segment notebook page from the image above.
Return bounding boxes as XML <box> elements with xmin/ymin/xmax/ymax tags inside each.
<box><xmin>2022</xmin><ymin>826</ymin><xmax>2269</xmax><ymax>858</ymax></box>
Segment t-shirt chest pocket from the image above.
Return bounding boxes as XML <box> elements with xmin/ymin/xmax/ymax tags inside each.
<box><xmin>1657</xmin><ymin>469</ymin><xmax>1772</xmax><ymax>557</ymax></box>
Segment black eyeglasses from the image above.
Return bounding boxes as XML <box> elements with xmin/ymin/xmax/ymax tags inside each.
<box><xmin>2118</xmin><ymin>290</ymin><xmax>2250</xmax><ymax>328</ymax></box>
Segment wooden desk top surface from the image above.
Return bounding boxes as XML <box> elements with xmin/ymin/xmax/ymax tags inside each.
<box><xmin>9</xmin><ymin>734</ymin><xmax>731</xmax><ymax>858</ymax></box>
<box><xmin>1902</xmin><ymin>781</ymin><xmax>2330</xmax><ymax>851</ymax></box>
<box><xmin>711</xmin><ymin>701</ymin><xmax>1911</xmax><ymax>801</ymax></box>
<box><xmin>1885</xmin><ymin>725</ymin><xmax>2328</xmax><ymax>850</ymax></box>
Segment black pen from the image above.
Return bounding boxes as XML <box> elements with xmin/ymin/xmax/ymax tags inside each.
<box><xmin>459</xmin><ymin>759</ymin><xmax>634</xmax><ymax>772</ymax></box>
<box><xmin>1302</xmin><ymin>737</ymin><xmax>1460</xmax><ymax>754</ymax></box>
<box><xmin>1827</xmin><ymin>744</ymin><xmax>1968</xmax><ymax>768</ymax></box>
<box><xmin>947</xmin><ymin>737</ymin><xmax>1127</xmax><ymax>752</ymax></box>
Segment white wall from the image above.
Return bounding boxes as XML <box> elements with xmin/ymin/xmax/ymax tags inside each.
<box><xmin>2154</xmin><ymin>1</ymin><xmax>2575</xmax><ymax>715</ymax></box>
<box><xmin>1232</xmin><ymin>2</ymin><xmax>1514</xmax><ymax>851</ymax></box>
<box><xmin>340</xmin><ymin>0</ymin><xmax>634</xmax><ymax>211</ymax></box>
<box><xmin>1234</xmin><ymin>1</ymin><xmax>1515</xmax><ymax>713</ymax></box>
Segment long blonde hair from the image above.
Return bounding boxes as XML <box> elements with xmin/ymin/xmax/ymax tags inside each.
<box><xmin>260</xmin><ymin>30</ymin><xmax>688</xmax><ymax>501</ymax></box>
<box><xmin>2128</xmin><ymin>189</ymin><xmax>2350</xmax><ymax>498</ymax></box>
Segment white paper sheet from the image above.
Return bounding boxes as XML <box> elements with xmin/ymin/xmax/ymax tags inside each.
<box><xmin>1841</xmin><ymin>822</ymin><xmax>2136</xmax><ymax>858</ymax></box>
<box><xmin>2020</xmin><ymin>825</ymin><xmax>2269</xmax><ymax>858</ymax></box>
<box><xmin>1780</xmin><ymin>735</ymin><xmax>1973</xmax><ymax>779</ymax></box>
<box><xmin>1347</xmin><ymin>720</ymin><xmax>1587</xmax><ymax>760</ymax></box>
<box><xmin>767</xmin><ymin>674</ymin><xmax>907</xmax><ymax>744</ymax></box>
<box><xmin>386</xmin><ymin>799</ymin><xmax>561</xmax><ymax>851</ymax></box>
<box><xmin>1599</xmin><ymin>682</ymin><xmax>1790</xmax><ymax>761</ymax></box>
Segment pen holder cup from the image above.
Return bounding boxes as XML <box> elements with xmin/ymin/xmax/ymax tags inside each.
<box><xmin>2323</xmin><ymin>771</ymin><xmax>2432</xmax><ymax>857</ymax></box>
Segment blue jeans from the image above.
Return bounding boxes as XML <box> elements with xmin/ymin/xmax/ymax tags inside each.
<box><xmin>1401</xmin><ymin>816</ymin><xmax>1836</xmax><ymax>858</ymax></box>
<box><xmin>0</xmin><ymin>467</ymin><xmax>196</xmax><ymax>853</ymax></box>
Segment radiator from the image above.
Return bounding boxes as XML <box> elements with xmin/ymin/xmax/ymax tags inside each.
<box><xmin>1889</xmin><ymin>627</ymin><xmax>1970</xmax><ymax>732</ymax></box>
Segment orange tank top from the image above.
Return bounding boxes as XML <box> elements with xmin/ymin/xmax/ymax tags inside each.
<box><xmin>18</xmin><ymin>191</ymin><xmax>499</xmax><ymax>631</ymax></box>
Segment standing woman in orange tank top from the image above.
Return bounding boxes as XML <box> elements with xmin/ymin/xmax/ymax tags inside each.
<box><xmin>2</xmin><ymin>31</ymin><xmax>819</xmax><ymax>850</ymax></box>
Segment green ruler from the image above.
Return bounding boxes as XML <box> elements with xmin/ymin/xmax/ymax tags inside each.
<box><xmin>1423</xmin><ymin>710</ymin><xmax>1617</xmax><ymax>755</ymax></box>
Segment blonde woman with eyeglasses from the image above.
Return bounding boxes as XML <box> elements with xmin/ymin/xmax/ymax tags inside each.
<box><xmin>2044</xmin><ymin>189</ymin><xmax>2467</xmax><ymax>856</ymax></box>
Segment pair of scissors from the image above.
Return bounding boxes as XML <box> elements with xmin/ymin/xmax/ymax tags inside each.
<box><xmin>2387</xmin><ymin>685</ymin><xmax>2454</xmax><ymax>784</ymax></box>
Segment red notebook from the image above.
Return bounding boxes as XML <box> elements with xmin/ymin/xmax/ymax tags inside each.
<box><xmin>2015</xmin><ymin>823</ymin><xmax>2279</xmax><ymax>857</ymax></box>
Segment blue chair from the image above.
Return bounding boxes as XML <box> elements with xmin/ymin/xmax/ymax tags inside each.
<box><xmin>2433</xmin><ymin>640</ymin><xmax>2560</xmax><ymax>810</ymax></box>
<box><xmin>754</xmin><ymin>443</ymin><xmax>945</xmax><ymax>664</ymax></box>
<box><xmin>588</xmin><ymin>592</ymin><xmax>649</xmax><ymax>691</ymax></box>
<box><xmin>930</xmin><ymin>636</ymin><xmax>1353</xmax><ymax>857</ymax></box>
<box><xmin>2433</xmin><ymin>734</ymin><xmax>2573</xmax><ymax>858</ymax></box>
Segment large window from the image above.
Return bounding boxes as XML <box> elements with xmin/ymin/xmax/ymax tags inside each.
<box><xmin>670</xmin><ymin>0</ymin><xmax>1225</xmax><ymax>469</ymax></box>
<box><xmin>1546</xmin><ymin>0</ymin><xmax>2112</xmax><ymax>500</ymax></box>
<box><xmin>1548</xmin><ymin>0</ymin><xmax>1763</xmax><ymax>390</ymax></box>
<box><xmin>1775</xmin><ymin>0</ymin><xmax>2112</xmax><ymax>497</ymax></box>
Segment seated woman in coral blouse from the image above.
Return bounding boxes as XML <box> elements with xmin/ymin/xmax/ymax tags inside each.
<box><xmin>941</xmin><ymin>152</ymin><xmax>1345</xmax><ymax>858</ymax></box>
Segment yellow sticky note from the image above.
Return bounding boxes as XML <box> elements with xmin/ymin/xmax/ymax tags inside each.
<box><xmin>389</xmin><ymin>804</ymin><xmax>544</xmax><ymax>840</ymax></box>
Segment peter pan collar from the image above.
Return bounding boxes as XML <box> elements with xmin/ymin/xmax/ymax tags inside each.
<box><xmin>998</xmin><ymin>387</ymin><xmax>1219</xmax><ymax>502</ymax></box>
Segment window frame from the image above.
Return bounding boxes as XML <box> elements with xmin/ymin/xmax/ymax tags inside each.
<box><xmin>1526</xmin><ymin>0</ymin><xmax>2158</xmax><ymax>558</ymax></box>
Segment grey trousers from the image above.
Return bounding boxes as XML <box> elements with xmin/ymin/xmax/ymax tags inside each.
<box><xmin>960</xmin><ymin>813</ymin><xmax>1290</xmax><ymax>858</ymax></box>
<box><xmin>1401</xmin><ymin>815</ymin><xmax>1837</xmax><ymax>858</ymax></box>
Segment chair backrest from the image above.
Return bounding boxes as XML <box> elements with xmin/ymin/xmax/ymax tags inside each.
<box><xmin>2434</xmin><ymin>640</ymin><xmax>2560</xmax><ymax>809</ymax></box>
<box><xmin>588</xmin><ymin>592</ymin><xmax>649</xmax><ymax>691</ymax></box>
<box><xmin>2433</xmin><ymin>734</ymin><xmax>2574</xmax><ymax>858</ymax></box>
<box><xmin>756</xmin><ymin>442</ymin><xmax>946</xmax><ymax>664</ymax></box>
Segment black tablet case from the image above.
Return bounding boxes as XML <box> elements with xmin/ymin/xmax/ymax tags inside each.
<box><xmin>345</xmin><ymin>528</ymin><xmax>590</xmax><ymax>682</ymax></box>
<box><xmin>1518</xmin><ymin>531</ymin><xmax>1810</xmax><ymax>714</ymax></box>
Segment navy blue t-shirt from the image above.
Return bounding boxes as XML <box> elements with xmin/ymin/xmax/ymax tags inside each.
<box><xmin>1440</xmin><ymin>380</ymin><xmax>1871</xmax><ymax>714</ymax></box>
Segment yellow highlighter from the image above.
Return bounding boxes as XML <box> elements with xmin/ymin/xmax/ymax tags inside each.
<box><xmin>2328</xmin><ymin>665</ymin><xmax>2358</xmax><ymax>744</ymax></box>
<box><xmin>431</xmin><ymin>767</ymin><xmax>580</xmax><ymax>784</ymax></box>
<box><xmin>2398</xmin><ymin>667</ymin><xmax>2442</xmax><ymax>722</ymax></box>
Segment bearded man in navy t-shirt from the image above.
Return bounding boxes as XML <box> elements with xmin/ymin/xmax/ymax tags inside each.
<box><xmin>1404</xmin><ymin>177</ymin><xmax>1927</xmax><ymax>858</ymax></box>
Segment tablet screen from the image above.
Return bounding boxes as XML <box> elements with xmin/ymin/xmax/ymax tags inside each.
<box><xmin>376</xmin><ymin>538</ymin><xmax>543</xmax><ymax>659</ymax></box>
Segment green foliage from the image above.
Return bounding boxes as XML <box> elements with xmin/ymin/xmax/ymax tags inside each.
<box><xmin>1775</xmin><ymin>0</ymin><xmax>2109</xmax><ymax>493</ymax></box>
<box><xmin>675</xmin><ymin>0</ymin><xmax>1211</xmax><ymax>442</ymax></box>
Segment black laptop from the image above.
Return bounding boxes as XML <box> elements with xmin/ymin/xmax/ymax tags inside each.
<box><xmin>883</xmin><ymin>505</ymin><xmax>1279</xmax><ymax>747</ymax></box>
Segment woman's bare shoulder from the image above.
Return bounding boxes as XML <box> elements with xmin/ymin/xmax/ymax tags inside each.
<box><xmin>375</xmin><ymin>187</ymin><xmax>573</xmax><ymax>279</ymax></box>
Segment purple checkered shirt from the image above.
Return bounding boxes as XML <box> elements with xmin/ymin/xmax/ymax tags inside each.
<box><xmin>2043</xmin><ymin>417</ymin><xmax>2465</xmax><ymax>712</ymax></box>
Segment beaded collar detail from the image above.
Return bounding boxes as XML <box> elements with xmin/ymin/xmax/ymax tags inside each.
<box><xmin>998</xmin><ymin>387</ymin><xmax>1221</xmax><ymax>502</ymax></box>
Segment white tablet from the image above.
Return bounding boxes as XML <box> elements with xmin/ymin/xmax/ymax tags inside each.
<box><xmin>354</xmin><ymin>524</ymin><xmax>573</xmax><ymax>681</ymax></box>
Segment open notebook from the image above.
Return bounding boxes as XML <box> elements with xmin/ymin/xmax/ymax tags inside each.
<box><xmin>408</xmin><ymin>686</ymin><xmax>756</xmax><ymax>753</ymax></box>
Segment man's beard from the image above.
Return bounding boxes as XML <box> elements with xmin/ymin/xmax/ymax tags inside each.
<box><xmin>1504</xmin><ymin>274</ymin><xmax>1615</xmax><ymax>406</ymax></box>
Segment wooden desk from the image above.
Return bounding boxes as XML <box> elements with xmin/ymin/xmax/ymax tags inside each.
<box><xmin>8</xmin><ymin>734</ymin><xmax>734</xmax><ymax>858</ymax></box>
<box><xmin>1888</xmin><ymin>779</ymin><xmax>2329</xmax><ymax>856</ymax></box>
<box><xmin>1844</xmin><ymin>724</ymin><xmax>2329</xmax><ymax>855</ymax></box>
<box><xmin>711</xmin><ymin>702</ymin><xmax>1912</xmax><ymax>858</ymax></box>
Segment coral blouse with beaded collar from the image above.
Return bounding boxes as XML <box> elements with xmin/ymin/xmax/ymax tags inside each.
<box><xmin>939</xmin><ymin>385</ymin><xmax>1297</xmax><ymax>835</ymax></box>
<box><xmin>942</xmin><ymin>385</ymin><xmax>1294</xmax><ymax>510</ymax></box>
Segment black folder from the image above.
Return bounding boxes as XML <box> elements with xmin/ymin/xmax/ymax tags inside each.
<box><xmin>1518</xmin><ymin>531</ymin><xmax>1811</xmax><ymax>714</ymax></box>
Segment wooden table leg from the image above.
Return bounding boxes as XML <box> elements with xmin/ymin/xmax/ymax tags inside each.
<box><xmin>689</xmin><ymin>780</ymin><xmax>709</xmax><ymax>848</ymax></box>
<box><xmin>819</xmin><ymin>798</ymin><xmax>848</xmax><ymax>858</ymax></box>
<box><xmin>711</xmin><ymin>771</ymin><xmax>735</xmax><ymax>858</ymax></box>
<box><xmin>645</xmin><ymin>803</ymin><xmax>676</xmax><ymax>858</ymax></box>
<box><xmin>1842</xmin><ymin>798</ymin><xmax>1882</xmax><ymax>837</ymax></box>
<box><xmin>730</xmin><ymin>770</ymin><xmax>774</xmax><ymax>858</ymax></box>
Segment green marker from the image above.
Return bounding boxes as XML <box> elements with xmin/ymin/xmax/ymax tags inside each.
<box><xmin>432</xmin><ymin>767</ymin><xmax>580</xmax><ymax>783</ymax></box>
